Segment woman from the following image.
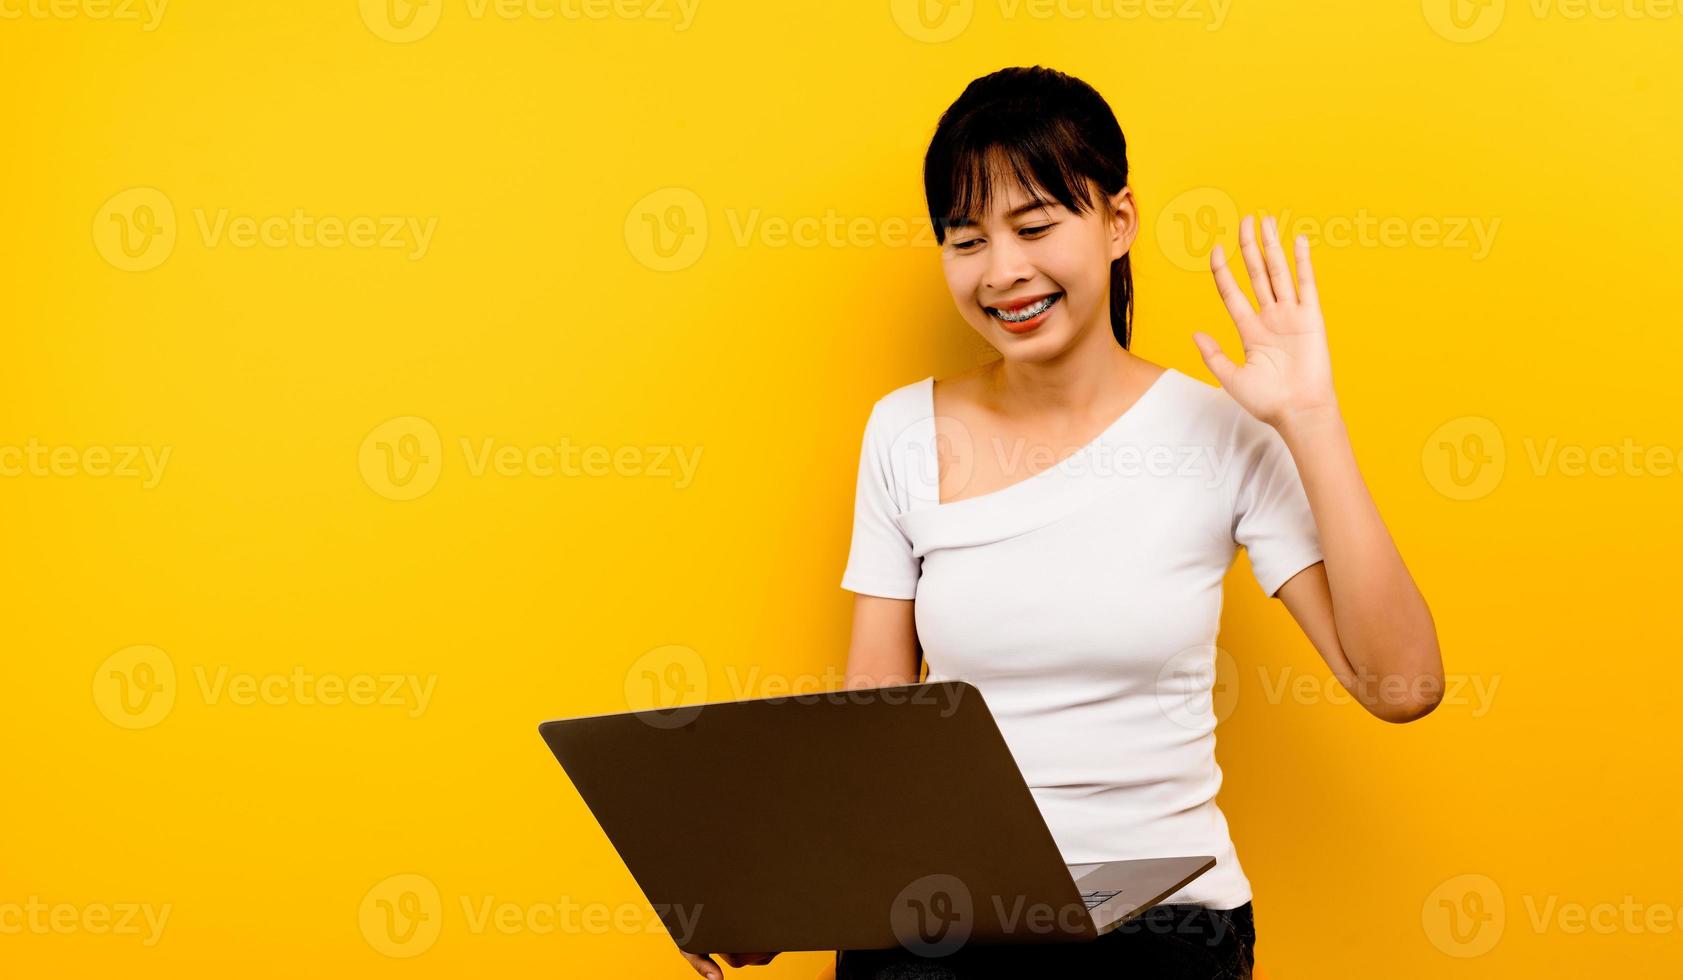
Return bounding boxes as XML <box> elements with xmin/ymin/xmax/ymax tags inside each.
<box><xmin>682</xmin><ymin>65</ymin><xmax>1442</xmax><ymax>980</ymax></box>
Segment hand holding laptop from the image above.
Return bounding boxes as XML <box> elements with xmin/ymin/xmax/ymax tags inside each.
<box><xmin>679</xmin><ymin>949</ymin><xmax>777</xmax><ymax>979</ymax></box>
<box><xmin>537</xmin><ymin>681</ymin><xmax>1215</xmax><ymax>958</ymax></box>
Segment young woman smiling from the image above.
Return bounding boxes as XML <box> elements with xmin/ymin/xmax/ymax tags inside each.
<box><xmin>681</xmin><ymin>65</ymin><xmax>1443</xmax><ymax>980</ymax></box>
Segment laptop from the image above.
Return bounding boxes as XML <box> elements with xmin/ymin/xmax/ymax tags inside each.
<box><xmin>537</xmin><ymin>679</ymin><xmax>1215</xmax><ymax>956</ymax></box>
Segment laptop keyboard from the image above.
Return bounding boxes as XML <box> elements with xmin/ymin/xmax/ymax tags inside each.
<box><xmin>1081</xmin><ymin>889</ymin><xmax>1121</xmax><ymax>910</ymax></box>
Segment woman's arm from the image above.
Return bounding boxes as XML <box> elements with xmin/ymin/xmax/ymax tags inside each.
<box><xmin>1193</xmin><ymin>213</ymin><xmax>1444</xmax><ymax>724</ymax></box>
<box><xmin>1272</xmin><ymin>410</ymin><xmax>1443</xmax><ymax>722</ymax></box>
<box><xmin>844</xmin><ymin>593</ymin><xmax>922</xmax><ymax>689</ymax></box>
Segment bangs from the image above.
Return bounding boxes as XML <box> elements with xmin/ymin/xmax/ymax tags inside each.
<box><xmin>927</xmin><ymin>119</ymin><xmax>1099</xmax><ymax>242</ymax></box>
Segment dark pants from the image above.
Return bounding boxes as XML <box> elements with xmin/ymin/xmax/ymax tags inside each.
<box><xmin>835</xmin><ymin>902</ymin><xmax>1255</xmax><ymax>979</ymax></box>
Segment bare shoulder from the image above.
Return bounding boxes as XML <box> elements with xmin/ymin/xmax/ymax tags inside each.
<box><xmin>931</xmin><ymin>361</ymin><xmax>1005</xmax><ymax>424</ymax></box>
<box><xmin>1131</xmin><ymin>356</ymin><xmax>1171</xmax><ymax>386</ymax></box>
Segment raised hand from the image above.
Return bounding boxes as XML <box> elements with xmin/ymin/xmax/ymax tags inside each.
<box><xmin>1192</xmin><ymin>213</ymin><xmax>1340</xmax><ymax>431</ymax></box>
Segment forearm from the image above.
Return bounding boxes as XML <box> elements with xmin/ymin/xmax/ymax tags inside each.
<box><xmin>1279</xmin><ymin>408</ymin><xmax>1443</xmax><ymax>715</ymax></box>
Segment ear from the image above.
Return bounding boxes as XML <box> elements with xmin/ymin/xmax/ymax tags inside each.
<box><xmin>1107</xmin><ymin>185</ymin><xmax>1138</xmax><ymax>262</ymax></box>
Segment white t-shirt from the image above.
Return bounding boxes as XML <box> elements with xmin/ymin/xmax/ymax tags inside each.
<box><xmin>839</xmin><ymin>366</ymin><xmax>1324</xmax><ymax>910</ymax></box>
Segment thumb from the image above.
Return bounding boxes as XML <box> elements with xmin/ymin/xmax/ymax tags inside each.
<box><xmin>1192</xmin><ymin>332</ymin><xmax>1239</xmax><ymax>389</ymax></box>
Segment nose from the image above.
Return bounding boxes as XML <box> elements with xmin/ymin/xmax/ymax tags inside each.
<box><xmin>982</xmin><ymin>232</ymin><xmax>1035</xmax><ymax>294</ymax></box>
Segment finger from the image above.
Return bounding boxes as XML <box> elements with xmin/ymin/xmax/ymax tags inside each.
<box><xmin>1237</xmin><ymin>215</ymin><xmax>1275</xmax><ymax>307</ymax></box>
<box><xmin>1294</xmin><ymin>233</ymin><xmax>1319</xmax><ymax>308</ymax></box>
<box><xmin>1192</xmin><ymin>331</ymin><xmax>1240</xmax><ymax>390</ymax></box>
<box><xmin>1260</xmin><ymin>215</ymin><xmax>1297</xmax><ymax>305</ymax></box>
<box><xmin>1209</xmin><ymin>243</ymin><xmax>1263</xmax><ymax>346</ymax></box>
<box><xmin>682</xmin><ymin>952</ymin><xmax>722</xmax><ymax>980</ymax></box>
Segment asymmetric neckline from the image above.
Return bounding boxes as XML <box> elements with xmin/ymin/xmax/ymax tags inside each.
<box><xmin>923</xmin><ymin>367</ymin><xmax>1183</xmax><ymax>510</ymax></box>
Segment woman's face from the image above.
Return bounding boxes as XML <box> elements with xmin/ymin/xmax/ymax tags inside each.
<box><xmin>940</xmin><ymin>168</ymin><xmax>1136</xmax><ymax>361</ymax></box>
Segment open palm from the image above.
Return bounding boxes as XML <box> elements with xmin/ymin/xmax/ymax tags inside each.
<box><xmin>1192</xmin><ymin>214</ymin><xmax>1339</xmax><ymax>430</ymax></box>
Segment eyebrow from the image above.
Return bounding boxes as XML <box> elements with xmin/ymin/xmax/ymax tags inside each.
<box><xmin>946</xmin><ymin>198</ymin><xmax>1056</xmax><ymax>230</ymax></box>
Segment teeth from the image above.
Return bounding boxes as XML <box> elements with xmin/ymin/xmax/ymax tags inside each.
<box><xmin>991</xmin><ymin>294</ymin><xmax>1057</xmax><ymax>322</ymax></box>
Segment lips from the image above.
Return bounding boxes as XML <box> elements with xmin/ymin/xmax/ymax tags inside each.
<box><xmin>986</xmin><ymin>291</ymin><xmax>1059</xmax><ymax>315</ymax></box>
<box><xmin>985</xmin><ymin>292</ymin><xmax>1062</xmax><ymax>329</ymax></box>
<box><xmin>985</xmin><ymin>292</ymin><xmax>1061</xmax><ymax>333</ymax></box>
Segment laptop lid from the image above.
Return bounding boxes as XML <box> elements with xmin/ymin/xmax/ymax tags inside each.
<box><xmin>538</xmin><ymin>680</ymin><xmax>1103</xmax><ymax>953</ymax></box>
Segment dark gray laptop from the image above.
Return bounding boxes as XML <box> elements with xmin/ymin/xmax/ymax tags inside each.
<box><xmin>537</xmin><ymin>679</ymin><xmax>1215</xmax><ymax>955</ymax></box>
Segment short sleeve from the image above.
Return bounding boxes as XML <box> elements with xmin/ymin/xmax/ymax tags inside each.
<box><xmin>839</xmin><ymin>400</ymin><xmax>921</xmax><ymax>600</ymax></box>
<box><xmin>1227</xmin><ymin>409</ymin><xmax>1324</xmax><ymax>598</ymax></box>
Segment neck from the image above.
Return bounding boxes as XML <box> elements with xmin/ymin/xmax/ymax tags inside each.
<box><xmin>985</xmin><ymin>322</ymin><xmax>1139</xmax><ymax>422</ymax></box>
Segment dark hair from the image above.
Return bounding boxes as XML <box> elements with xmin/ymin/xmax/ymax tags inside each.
<box><xmin>923</xmin><ymin>66</ymin><xmax>1135</xmax><ymax>349</ymax></box>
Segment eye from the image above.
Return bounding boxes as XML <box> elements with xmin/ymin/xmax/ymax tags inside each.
<box><xmin>951</xmin><ymin>224</ymin><xmax>1055</xmax><ymax>251</ymax></box>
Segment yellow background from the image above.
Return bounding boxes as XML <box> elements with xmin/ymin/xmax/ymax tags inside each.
<box><xmin>3</xmin><ymin>0</ymin><xmax>1680</xmax><ymax>976</ymax></box>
